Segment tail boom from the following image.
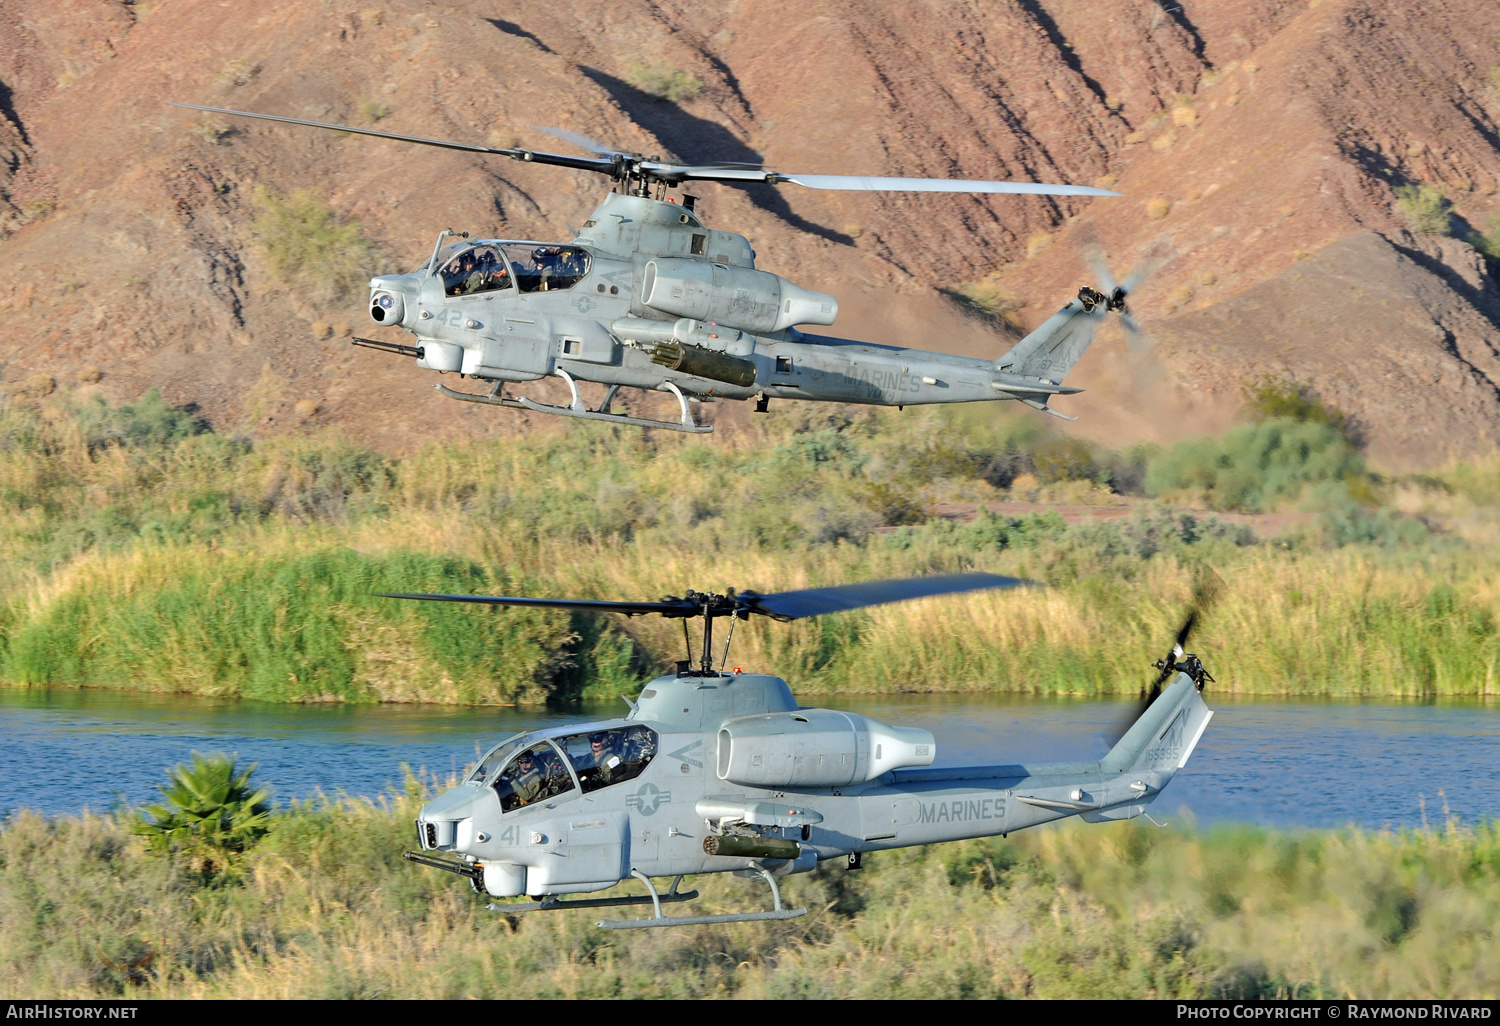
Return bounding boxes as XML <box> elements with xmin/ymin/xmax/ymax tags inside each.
<box><xmin>851</xmin><ymin>674</ymin><xmax>1212</xmax><ymax>849</ymax></box>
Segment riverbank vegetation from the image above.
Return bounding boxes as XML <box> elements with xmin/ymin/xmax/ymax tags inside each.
<box><xmin>1</xmin><ymin>388</ymin><xmax>1497</xmax><ymax>702</ymax></box>
<box><xmin>1</xmin><ymin>774</ymin><xmax>1495</xmax><ymax>999</ymax></box>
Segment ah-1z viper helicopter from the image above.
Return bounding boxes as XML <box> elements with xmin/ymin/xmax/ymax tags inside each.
<box><xmin>172</xmin><ymin>102</ymin><xmax>1137</xmax><ymax>433</ymax></box>
<box><xmin>385</xmin><ymin>571</ymin><xmax>1217</xmax><ymax>929</ymax></box>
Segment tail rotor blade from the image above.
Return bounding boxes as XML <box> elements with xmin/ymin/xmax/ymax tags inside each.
<box><xmin>1084</xmin><ymin>248</ymin><xmax>1118</xmax><ymax>296</ymax></box>
<box><xmin>1119</xmin><ymin>237</ymin><xmax>1176</xmax><ymax>297</ymax></box>
<box><xmin>1071</xmin><ymin>228</ymin><xmax>1174</xmax><ymax>393</ymax></box>
<box><xmin>1109</xmin><ymin>565</ymin><xmax>1223</xmax><ymax>743</ymax></box>
<box><xmin>1075</xmin><ymin>224</ymin><xmax>1118</xmax><ymax>295</ymax></box>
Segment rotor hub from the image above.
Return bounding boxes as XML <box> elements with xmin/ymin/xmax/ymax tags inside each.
<box><xmin>1077</xmin><ymin>286</ymin><xmax>1107</xmax><ymax>312</ymax></box>
<box><xmin>1153</xmin><ymin>652</ymin><xmax>1214</xmax><ymax>691</ymax></box>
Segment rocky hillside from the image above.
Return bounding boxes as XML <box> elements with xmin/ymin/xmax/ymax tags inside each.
<box><xmin>1</xmin><ymin>0</ymin><xmax>1498</xmax><ymax>466</ymax></box>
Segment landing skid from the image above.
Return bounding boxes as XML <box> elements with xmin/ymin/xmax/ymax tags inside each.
<box><xmin>435</xmin><ymin>370</ymin><xmax>714</xmax><ymax>433</ymax></box>
<box><xmin>596</xmin><ymin>865</ymin><xmax>808</xmax><ymax>930</ymax></box>
<box><xmin>486</xmin><ymin>875</ymin><xmax>699</xmax><ymax>915</ymax></box>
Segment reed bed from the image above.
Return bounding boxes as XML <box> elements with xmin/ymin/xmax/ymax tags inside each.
<box><xmin>1</xmin><ymin>396</ymin><xmax>1496</xmax><ymax>702</ymax></box>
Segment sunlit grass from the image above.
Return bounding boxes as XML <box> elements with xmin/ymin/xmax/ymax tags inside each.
<box><xmin>1</xmin><ymin>398</ymin><xmax>1496</xmax><ymax>702</ymax></box>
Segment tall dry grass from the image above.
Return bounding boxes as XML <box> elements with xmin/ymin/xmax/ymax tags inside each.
<box><xmin>2</xmin><ymin>785</ymin><xmax>1495</xmax><ymax>999</ymax></box>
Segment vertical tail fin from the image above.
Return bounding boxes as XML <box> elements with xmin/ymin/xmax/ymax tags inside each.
<box><xmin>1100</xmin><ymin>674</ymin><xmax>1214</xmax><ymax>776</ymax></box>
<box><xmin>994</xmin><ymin>298</ymin><xmax>1103</xmax><ymax>385</ymax></box>
<box><xmin>1076</xmin><ymin>674</ymin><xmax>1212</xmax><ymax>824</ymax></box>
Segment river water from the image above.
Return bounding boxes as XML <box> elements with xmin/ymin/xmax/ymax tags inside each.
<box><xmin>3</xmin><ymin>687</ymin><xmax>1497</xmax><ymax>830</ymax></box>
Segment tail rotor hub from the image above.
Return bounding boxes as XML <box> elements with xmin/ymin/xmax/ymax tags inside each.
<box><xmin>1153</xmin><ymin>652</ymin><xmax>1215</xmax><ymax>691</ymax></box>
<box><xmin>1077</xmin><ymin>286</ymin><xmax>1107</xmax><ymax>312</ymax></box>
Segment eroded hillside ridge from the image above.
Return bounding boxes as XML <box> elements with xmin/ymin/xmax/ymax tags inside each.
<box><xmin>0</xmin><ymin>0</ymin><xmax>1498</xmax><ymax>466</ymax></box>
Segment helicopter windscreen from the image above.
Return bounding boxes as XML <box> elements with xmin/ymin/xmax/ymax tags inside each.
<box><xmin>498</xmin><ymin>243</ymin><xmax>590</xmax><ymax>293</ymax></box>
<box><xmin>468</xmin><ymin>734</ymin><xmax>527</xmax><ymax>783</ymax></box>
<box><xmin>493</xmin><ymin>740</ymin><xmax>577</xmax><ymax>813</ymax></box>
<box><xmin>439</xmin><ymin>242</ymin><xmax>513</xmax><ymax>298</ymax></box>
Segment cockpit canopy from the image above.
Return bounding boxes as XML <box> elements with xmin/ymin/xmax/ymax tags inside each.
<box><xmin>470</xmin><ymin>725</ymin><xmax>658</xmax><ymax>814</ymax></box>
<box><xmin>435</xmin><ymin>240</ymin><xmax>591</xmax><ymax>297</ymax></box>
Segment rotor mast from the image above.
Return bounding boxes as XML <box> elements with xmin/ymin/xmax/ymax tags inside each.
<box><xmin>679</xmin><ymin>590</ymin><xmax>743</xmax><ymax>676</ymax></box>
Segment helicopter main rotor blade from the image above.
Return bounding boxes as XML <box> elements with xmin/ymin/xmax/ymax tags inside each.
<box><xmin>529</xmin><ymin>124</ymin><xmax>621</xmax><ymax>157</ymax></box>
<box><xmin>376</xmin><ymin>592</ymin><xmax>700</xmax><ymax>618</ymax></box>
<box><xmin>775</xmin><ymin>174</ymin><xmax>1121</xmax><ymax>197</ymax></box>
<box><xmin>739</xmin><ymin>572</ymin><xmax>1033</xmax><ymax>622</ymax></box>
<box><xmin>635</xmin><ymin>163</ymin><xmax>1123</xmax><ymax>197</ymax></box>
<box><xmin>167</xmin><ymin>103</ymin><xmax>618</xmax><ymax>174</ymax></box>
<box><xmin>169</xmin><ymin>104</ymin><xmax>1119</xmax><ymax>197</ymax></box>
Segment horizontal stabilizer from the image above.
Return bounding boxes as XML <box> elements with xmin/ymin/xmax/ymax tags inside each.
<box><xmin>1020</xmin><ymin>398</ymin><xmax>1077</xmax><ymax>422</ymax></box>
<box><xmin>990</xmin><ymin>377</ymin><xmax>1085</xmax><ymax>396</ymax></box>
<box><xmin>1014</xmin><ymin>794</ymin><xmax>1096</xmax><ymax>811</ymax></box>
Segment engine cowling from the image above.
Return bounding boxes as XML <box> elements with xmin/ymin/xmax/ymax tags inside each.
<box><xmin>716</xmin><ymin>710</ymin><xmax>934</xmax><ymax>788</ymax></box>
<box><xmin>641</xmin><ymin>258</ymin><xmax>837</xmax><ymax>333</ymax></box>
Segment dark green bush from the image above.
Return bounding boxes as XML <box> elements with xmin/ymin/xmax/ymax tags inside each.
<box><xmin>1146</xmin><ymin>418</ymin><xmax>1366</xmax><ymax>512</ymax></box>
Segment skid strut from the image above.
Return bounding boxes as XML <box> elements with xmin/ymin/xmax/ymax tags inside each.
<box><xmin>435</xmin><ymin>375</ymin><xmax>713</xmax><ymax>433</ymax></box>
<box><xmin>597</xmin><ymin>864</ymin><xmax>808</xmax><ymax>930</ymax></box>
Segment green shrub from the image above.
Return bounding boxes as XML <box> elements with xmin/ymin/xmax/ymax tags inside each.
<box><xmin>1394</xmin><ymin>183</ymin><xmax>1452</xmax><ymax>234</ymax></box>
<box><xmin>1241</xmin><ymin>377</ymin><xmax>1354</xmax><ymax>443</ymax></box>
<box><xmin>72</xmin><ymin>388</ymin><xmax>209</xmax><ymax>454</ymax></box>
<box><xmin>626</xmin><ymin>61</ymin><xmax>703</xmax><ymax>101</ymax></box>
<box><xmin>1467</xmin><ymin>213</ymin><xmax>1500</xmax><ymax>274</ymax></box>
<box><xmin>357</xmin><ymin>98</ymin><xmax>391</xmax><ymax>124</ymax></box>
<box><xmin>1145</xmin><ymin>418</ymin><xmax>1366</xmax><ymax>512</ymax></box>
<box><xmin>859</xmin><ymin>480</ymin><xmax>930</xmax><ymax>526</ymax></box>
<box><xmin>947</xmin><ymin>276</ymin><xmax>1027</xmax><ymax>330</ymax></box>
<box><xmin>215</xmin><ymin>58</ymin><xmax>258</xmax><ymax>89</ymax></box>
<box><xmin>251</xmin><ymin>188</ymin><xmax>375</xmax><ymax>303</ymax></box>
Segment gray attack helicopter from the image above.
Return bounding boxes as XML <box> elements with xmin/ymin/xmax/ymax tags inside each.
<box><xmin>172</xmin><ymin>102</ymin><xmax>1139</xmax><ymax>433</ymax></box>
<box><xmin>385</xmin><ymin>571</ymin><xmax>1217</xmax><ymax>929</ymax></box>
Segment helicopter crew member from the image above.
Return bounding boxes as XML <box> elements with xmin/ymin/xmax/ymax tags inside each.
<box><xmin>458</xmin><ymin>252</ymin><xmax>489</xmax><ymax>296</ymax></box>
<box><xmin>509</xmin><ymin>749</ymin><xmax>545</xmax><ymax>806</ymax></box>
<box><xmin>535</xmin><ymin>746</ymin><xmax>573</xmax><ymax>800</ymax></box>
<box><xmin>459</xmin><ymin>249</ymin><xmax>506</xmax><ymax>295</ymax></box>
<box><xmin>590</xmin><ymin>732</ymin><xmax>624</xmax><ymax>786</ymax></box>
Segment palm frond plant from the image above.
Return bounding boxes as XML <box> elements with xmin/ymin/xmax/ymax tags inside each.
<box><xmin>133</xmin><ymin>753</ymin><xmax>272</xmax><ymax>879</ymax></box>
